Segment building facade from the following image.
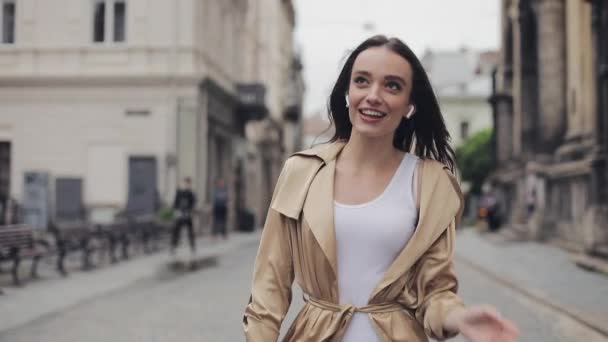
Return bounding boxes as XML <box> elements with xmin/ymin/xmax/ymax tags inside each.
<box><xmin>490</xmin><ymin>0</ymin><xmax>608</xmax><ymax>255</ymax></box>
<box><xmin>421</xmin><ymin>48</ymin><xmax>497</xmax><ymax>149</ymax></box>
<box><xmin>0</xmin><ymin>0</ymin><xmax>303</xmax><ymax>230</ymax></box>
<box><xmin>240</xmin><ymin>0</ymin><xmax>304</xmax><ymax>227</ymax></box>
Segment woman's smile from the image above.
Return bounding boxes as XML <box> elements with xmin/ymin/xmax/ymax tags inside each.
<box><xmin>358</xmin><ymin>108</ymin><xmax>388</xmax><ymax>123</ymax></box>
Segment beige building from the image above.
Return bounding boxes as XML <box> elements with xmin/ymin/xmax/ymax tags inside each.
<box><xmin>240</xmin><ymin>0</ymin><xmax>304</xmax><ymax>227</ymax></box>
<box><xmin>421</xmin><ymin>49</ymin><xmax>498</xmax><ymax>149</ymax></box>
<box><xmin>0</xmin><ymin>0</ymin><xmax>303</xmax><ymax>230</ymax></box>
<box><xmin>491</xmin><ymin>0</ymin><xmax>608</xmax><ymax>256</ymax></box>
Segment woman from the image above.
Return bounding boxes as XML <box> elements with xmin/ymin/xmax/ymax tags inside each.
<box><xmin>243</xmin><ymin>35</ymin><xmax>518</xmax><ymax>342</ymax></box>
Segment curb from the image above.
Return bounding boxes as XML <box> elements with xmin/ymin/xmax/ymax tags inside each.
<box><xmin>571</xmin><ymin>254</ymin><xmax>608</xmax><ymax>277</ymax></box>
<box><xmin>455</xmin><ymin>253</ymin><xmax>608</xmax><ymax>338</ymax></box>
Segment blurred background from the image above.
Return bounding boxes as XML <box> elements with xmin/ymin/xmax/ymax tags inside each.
<box><xmin>0</xmin><ymin>0</ymin><xmax>606</xmax><ymax>341</ymax></box>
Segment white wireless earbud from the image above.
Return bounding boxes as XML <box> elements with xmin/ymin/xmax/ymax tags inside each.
<box><xmin>405</xmin><ymin>105</ymin><xmax>416</xmax><ymax>119</ymax></box>
<box><xmin>345</xmin><ymin>94</ymin><xmax>350</xmax><ymax>108</ymax></box>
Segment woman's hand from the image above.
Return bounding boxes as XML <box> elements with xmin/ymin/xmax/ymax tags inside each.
<box><xmin>445</xmin><ymin>305</ymin><xmax>519</xmax><ymax>342</ymax></box>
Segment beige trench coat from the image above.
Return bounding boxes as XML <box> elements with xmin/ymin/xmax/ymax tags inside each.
<box><xmin>243</xmin><ymin>141</ymin><xmax>465</xmax><ymax>342</ymax></box>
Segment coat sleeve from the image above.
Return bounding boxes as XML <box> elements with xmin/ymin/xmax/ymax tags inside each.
<box><xmin>243</xmin><ymin>162</ymin><xmax>295</xmax><ymax>342</ymax></box>
<box><xmin>413</xmin><ymin>221</ymin><xmax>465</xmax><ymax>340</ymax></box>
<box><xmin>411</xmin><ymin>167</ymin><xmax>465</xmax><ymax>341</ymax></box>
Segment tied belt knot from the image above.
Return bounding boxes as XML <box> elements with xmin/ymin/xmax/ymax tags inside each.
<box><xmin>304</xmin><ymin>295</ymin><xmax>403</xmax><ymax>314</ymax></box>
<box><xmin>302</xmin><ymin>294</ymin><xmax>403</xmax><ymax>340</ymax></box>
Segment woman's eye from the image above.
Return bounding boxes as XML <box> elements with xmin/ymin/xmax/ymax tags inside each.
<box><xmin>354</xmin><ymin>76</ymin><xmax>368</xmax><ymax>84</ymax></box>
<box><xmin>386</xmin><ymin>81</ymin><xmax>402</xmax><ymax>91</ymax></box>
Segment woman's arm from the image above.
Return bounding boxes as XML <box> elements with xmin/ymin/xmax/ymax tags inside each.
<box><xmin>412</xmin><ymin>220</ymin><xmax>465</xmax><ymax>341</ymax></box>
<box><xmin>243</xmin><ymin>164</ymin><xmax>295</xmax><ymax>341</ymax></box>
<box><xmin>413</xmin><ymin>167</ymin><xmax>518</xmax><ymax>341</ymax></box>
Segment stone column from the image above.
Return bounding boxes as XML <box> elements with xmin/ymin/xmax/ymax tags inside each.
<box><xmin>489</xmin><ymin>74</ymin><xmax>513</xmax><ymax>165</ymax></box>
<box><xmin>512</xmin><ymin>0</ymin><xmax>540</xmax><ymax>158</ymax></box>
<box><xmin>583</xmin><ymin>0</ymin><xmax>608</xmax><ymax>254</ymax></box>
<box><xmin>495</xmin><ymin>95</ymin><xmax>514</xmax><ymax>163</ymax></box>
<box><xmin>510</xmin><ymin>1</ymin><xmax>524</xmax><ymax>158</ymax></box>
<box><xmin>590</xmin><ymin>0</ymin><xmax>608</xmax><ymax>206</ymax></box>
<box><xmin>536</xmin><ymin>0</ymin><xmax>567</xmax><ymax>152</ymax></box>
<box><xmin>494</xmin><ymin>2</ymin><xmax>515</xmax><ymax>164</ymax></box>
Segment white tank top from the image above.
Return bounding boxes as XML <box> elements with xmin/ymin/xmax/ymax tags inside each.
<box><xmin>334</xmin><ymin>153</ymin><xmax>419</xmax><ymax>342</ymax></box>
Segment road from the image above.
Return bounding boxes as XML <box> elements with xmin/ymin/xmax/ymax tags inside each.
<box><xmin>0</xmin><ymin>240</ymin><xmax>605</xmax><ymax>342</ymax></box>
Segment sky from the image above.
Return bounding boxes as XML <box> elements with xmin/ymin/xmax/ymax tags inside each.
<box><xmin>293</xmin><ymin>0</ymin><xmax>501</xmax><ymax>117</ymax></box>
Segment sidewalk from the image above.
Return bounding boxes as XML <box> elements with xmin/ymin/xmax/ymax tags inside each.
<box><xmin>455</xmin><ymin>228</ymin><xmax>608</xmax><ymax>337</ymax></box>
<box><xmin>0</xmin><ymin>231</ymin><xmax>262</xmax><ymax>333</ymax></box>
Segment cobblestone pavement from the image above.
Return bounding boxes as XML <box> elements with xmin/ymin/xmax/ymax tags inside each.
<box><xmin>1</xmin><ymin>232</ymin><xmax>606</xmax><ymax>342</ymax></box>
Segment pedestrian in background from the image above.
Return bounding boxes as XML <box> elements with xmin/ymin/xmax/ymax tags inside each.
<box><xmin>480</xmin><ymin>183</ymin><xmax>501</xmax><ymax>232</ymax></box>
<box><xmin>243</xmin><ymin>35</ymin><xmax>518</xmax><ymax>342</ymax></box>
<box><xmin>212</xmin><ymin>178</ymin><xmax>229</xmax><ymax>240</ymax></box>
<box><xmin>171</xmin><ymin>177</ymin><xmax>197</xmax><ymax>254</ymax></box>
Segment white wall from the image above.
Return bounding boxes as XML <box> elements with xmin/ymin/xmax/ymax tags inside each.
<box><xmin>0</xmin><ymin>85</ymin><xmax>184</xmax><ymax>208</ymax></box>
<box><xmin>0</xmin><ymin>0</ymin><xmax>201</xmax><ymax>78</ymax></box>
<box><xmin>441</xmin><ymin>97</ymin><xmax>493</xmax><ymax>148</ymax></box>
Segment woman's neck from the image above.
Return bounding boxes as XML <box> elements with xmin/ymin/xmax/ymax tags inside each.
<box><xmin>339</xmin><ymin>131</ymin><xmax>401</xmax><ymax>170</ymax></box>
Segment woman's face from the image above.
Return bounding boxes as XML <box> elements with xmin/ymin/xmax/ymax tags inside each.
<box><xmin>347</xmin><ymin>46</ymin><xmax>414</xmax><ymax>139</ymax></box>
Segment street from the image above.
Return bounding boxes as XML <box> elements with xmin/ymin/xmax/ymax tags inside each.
<box><xmin>0</xmin><ymin>231</ymin><xmax>606</xmax><ymax>342</ymax></box>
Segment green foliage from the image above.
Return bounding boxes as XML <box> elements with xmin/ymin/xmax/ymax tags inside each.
<box><xmin>157</xmin><ymin>207</ymin><xmax>175</xmax><ymax>222</ymax></box>
<box><xmin>455</xmin><ymin>128</ymin><xmax>494</xmax><ymax>195</ymax></box>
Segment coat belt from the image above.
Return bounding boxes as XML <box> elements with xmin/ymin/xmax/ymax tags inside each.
<box><xmin>301</xmin><ymin>295</ymin><xmax>403</xmax><ymax>341</ymax></box>
<box><xmin>304</xmin><ymin>295</ymin><xmax>403</xmax><ymax>314</ymax></box>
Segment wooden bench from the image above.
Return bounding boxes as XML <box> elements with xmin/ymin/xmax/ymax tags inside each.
<box><xmin>0</xmin><ymin>225</ymin><xmax>50</xmax><ymax>285</ymax></box>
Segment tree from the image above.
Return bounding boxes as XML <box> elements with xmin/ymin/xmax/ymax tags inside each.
<box><xmin>455</xmin><ymin>128</ymin><xmax>494</xmax><ymax>195</ymax></box>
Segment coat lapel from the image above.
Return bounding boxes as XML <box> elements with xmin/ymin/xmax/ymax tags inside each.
<box><xmin>272</xmin><ymin>141</ymin><xmax>346</xmax><ymax>279</ymax></box>
<box><xmin>302</xmin><ymin>158</ymin><xmax>338</xmax><ymax>277</ymax></box>
<box><xmin>369</xmin><ymin>161</ymin><xmax>462</xmax><ymax>300</ymax></box>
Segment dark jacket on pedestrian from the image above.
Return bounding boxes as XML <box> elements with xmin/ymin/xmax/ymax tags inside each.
<box><xmin>173</xmin><ymin>189</ymin><xmax>196</xmax><ymax>217</ymax></box>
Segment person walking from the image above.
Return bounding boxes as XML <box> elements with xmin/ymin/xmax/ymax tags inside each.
<box><xmin>243</xmin><ymin>35</ymin><xmax>518</xmax><ymax>342</ymax></box>
<box><xmin>171</xmin><ymin>177</ymin><xmax>197</xmax><ymax>254</ymax></box>
<box><xmin>212</xmin><ymin>178</ymin><xmax>229</xmax><ymax>240</ymax></box>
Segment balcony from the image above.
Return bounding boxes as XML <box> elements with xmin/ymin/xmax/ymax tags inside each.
<box><xmin>236</xmin><ymin>83</ymin><xmax>268</xmax><ymax>121</ymax></box>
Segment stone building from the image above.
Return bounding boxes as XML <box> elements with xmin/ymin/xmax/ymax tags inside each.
<box><xmin>0</xmin><ymin>0</ymin><xmax>303</xmax><ymax>231</ymax></box>
<box><xmin>240</xmin><ymin>0</ymin><xmax>304</xmax><ymax>227</ymax></box>
<box><xmin>490</xmin><ymin>0</ymin><xmax>608</xmax><ymax>256</ymax></box>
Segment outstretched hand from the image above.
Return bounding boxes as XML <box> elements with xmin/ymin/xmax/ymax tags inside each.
<box><xmin>447</xmin><ymin>305</ymin><xmax>519</xmax><ymax>342</ymax></box>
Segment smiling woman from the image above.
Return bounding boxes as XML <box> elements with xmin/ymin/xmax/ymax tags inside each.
<box><xmin>243</xmin><ymin>35</ymin><xmax>518</xmax><ymax>342</ymax></box>
<box><xmin>328</xmin><ymin>36</ymin><xmax>456</xmax><ymax>173</ymax></box>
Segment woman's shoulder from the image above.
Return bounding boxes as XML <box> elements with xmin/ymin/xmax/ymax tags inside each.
<box><xmin>269</xmin><ymin>147</ymin><xmax>327</xmax><ymax>219</ymax></box>
<box><xmin>416</xmin><ymin>158</ymin><xmax>456</xmax><ymax>179</ymax></box>
<box><xmin>290</xmin><ymin>141</ymin><xmax>345</xmax><ymax>162</ymax></box>
<box><xmin>280</xmin><ymin>142</ymin><xmax>342</xmax><ymax>173</ymax></box>
<box><xmin>417</xmin><ymin>158</ymin><xmax>462</xmax><ymax>196</ymax></box>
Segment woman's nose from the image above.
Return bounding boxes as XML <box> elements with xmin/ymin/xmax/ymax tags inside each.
<box><xmin>365</xmin><ymin>85</ymin><xmax>382</xmax><ymax>105</ymax></box>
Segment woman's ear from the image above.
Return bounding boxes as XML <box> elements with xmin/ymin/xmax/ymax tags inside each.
<box><xmin>405</xmin><ymin>104</ymin><xmax>416</xmax><ymax>119</ymax></box>
<box><xmin>345</xmin><ymin>93</ymin><xmax>350</xmax><ymax>108</ymax></box>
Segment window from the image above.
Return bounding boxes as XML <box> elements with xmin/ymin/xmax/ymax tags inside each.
<box><xmin>93</xmin><ymin>1</ymin><xmax>105</xmax><ymax>42</ymax></box>
<box><xmin>1</xmin><ymin>0</ymin><xmax>15</xmax><ymax>44</ymax></box>
<box><xmin>460</xmin><ymin>121</ymin><xmax>470</xmax><ymax>140</ymax></box>
<box><xmin>93</xmin><ymin>0</ymin><xmax>126</xmax><ymax>43</ymax></box>
<box><xmin>113</xmin><ymin>1</ymin><xmax>125</xmax><ymax>42</ymax></box>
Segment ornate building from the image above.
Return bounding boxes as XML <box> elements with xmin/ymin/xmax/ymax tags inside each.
<box><xmin>0</xmin><ymin>0</ymin><xmax>303</xmax><ymax>232</ymax></box>
<box><xmin>490</xmin><ymin>0</ymin><xmax>608</xmax><ymax>256</ymax></box>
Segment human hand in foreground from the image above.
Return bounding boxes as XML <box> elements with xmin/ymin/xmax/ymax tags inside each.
<box><xmin>444</xmin><ymin>305</ymin><xmax>519</xmax><ymax>342</ymax></box>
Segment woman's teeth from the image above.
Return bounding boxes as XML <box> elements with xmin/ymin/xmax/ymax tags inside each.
<box><xmin>360</xmin><ymin>109</ymin><xmax>386</xmax><ymax>118</ymax></box>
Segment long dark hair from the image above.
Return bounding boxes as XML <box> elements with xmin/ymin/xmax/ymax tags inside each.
<box><xmin>328</xmin><ymin>35</ymin><xmax>456</xmax><ymax>172</ymax></box>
